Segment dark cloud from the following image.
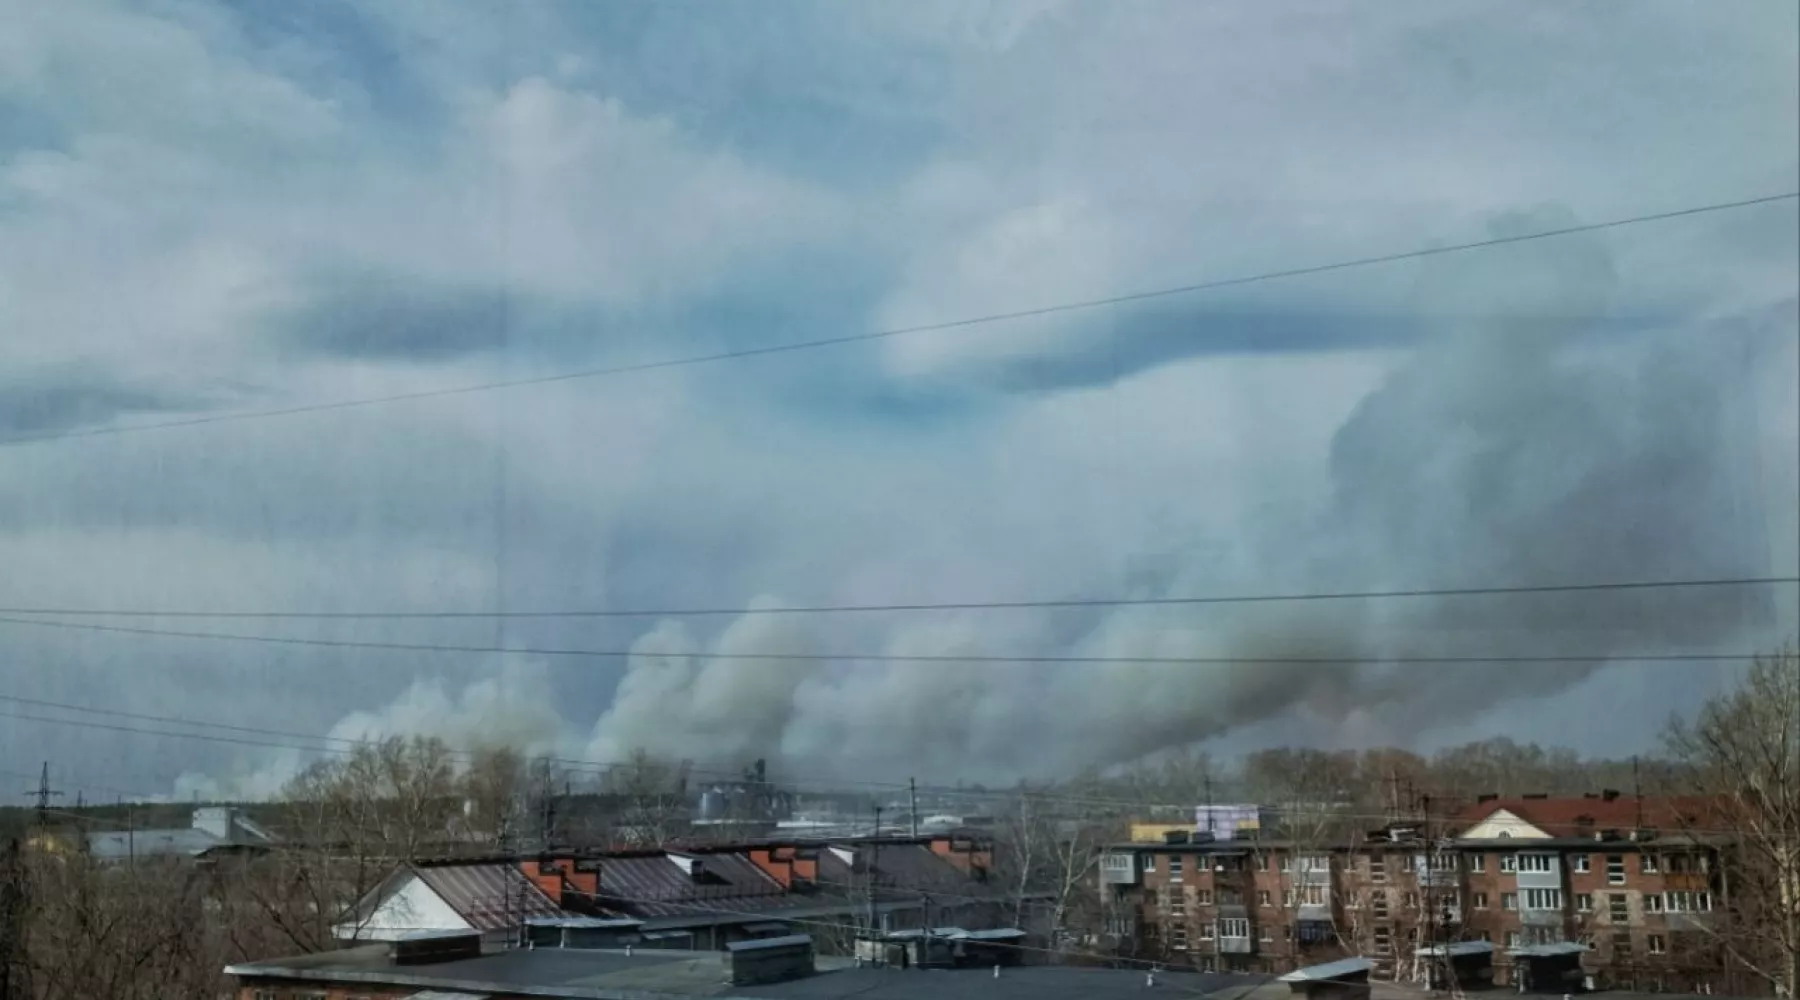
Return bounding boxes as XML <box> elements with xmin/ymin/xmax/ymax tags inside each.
<box><xmin>0</xmin><ymin>363</ymin><xmax>185</xmax><ymax>434</ymax></box>
<box><xmin>268</xmin><ymin>271</ymin><xmax>523</xmax><ymax>360</ymax></box>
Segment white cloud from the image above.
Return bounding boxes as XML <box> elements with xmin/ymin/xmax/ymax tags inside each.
<box><xmin>0</xmin><ymin>0</ymin><xmax>1792</xmax><ymax>799</ymax></box>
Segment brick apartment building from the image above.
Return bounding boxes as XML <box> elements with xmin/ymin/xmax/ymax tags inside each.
<box><xmin>1097</xmin><ymin>793</ymin><xmax>1733</xmax><ymax>993</ymax></box>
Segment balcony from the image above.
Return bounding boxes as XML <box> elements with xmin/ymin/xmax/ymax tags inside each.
<box><xmin>1101</xmin><ymin>854</ymin><xmax>1139</xmax><ymax>886</ymax></box>
<box><xmin>1219</xmin><ymin>935</ymin><xmax>1254</xmax><ymax>954</ymax></box>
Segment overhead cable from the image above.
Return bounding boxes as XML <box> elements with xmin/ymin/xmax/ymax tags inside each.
<box><xmin>0</xmin><ymin>574</ymin><xmax>1790</xmax><ymax>621</ymax></box>
<box><xmin>1</xmin><ymin>191</ymin><xmax>1791</xmax><ymax>449</ymax></box>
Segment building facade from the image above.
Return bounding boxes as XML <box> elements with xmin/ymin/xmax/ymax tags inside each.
<box><xmin>1096</xmin><ymin>794</ymin><xmax>1732</xmax><ymax>993</ymax></box>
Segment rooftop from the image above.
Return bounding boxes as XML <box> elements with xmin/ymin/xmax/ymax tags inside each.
<box><xmin>228</xmin><ymin>944</ymin><xmax>1266</xmax><ymax>999</ymax></box>
<box><xmin>1452</xmin><ymin>795</ymin><xmax>1726</xmax><ymax>838</ymax></box>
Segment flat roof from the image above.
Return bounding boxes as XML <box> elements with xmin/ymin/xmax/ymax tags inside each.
<box><xmin>228</xmin><ymin>946</ymin><xmax>1268</xmax><ymax>999</ymax></box>
<box><xmin>1415</xmin><ymin>941</ymin><xmax>1495</xmax><ymax>957</ymax></box>
<box><xmin>1278</xmin><ymin>957</ymin><xmax>1373</xmax><ymax>982</ymax></box>
<box><xmin>726</xmin><ymin>935</ymin><xmax>812</xmax><ymax>953</ymax></box>
<box><xmin>1511</xmin><ymin>942</ymin><xmax>1592</xmax><ymax>957</ymax></box>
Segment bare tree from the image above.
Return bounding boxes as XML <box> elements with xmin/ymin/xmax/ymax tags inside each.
<box><xmin>599</xmin><ymin>749</ymin><xmax>691</xmax><ymax>848</ymax></box>
<box><xmin>994</xmin><ymin>789</ymin><xmax>1112</xmax><ymax>956</ymax></box>
<box><xmin>1664</xmin><ymin>644</ymin><xmax>1800</xmax><ymax>996</ymax></box>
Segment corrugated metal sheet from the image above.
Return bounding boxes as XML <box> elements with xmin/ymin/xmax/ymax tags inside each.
<box><xmin>815</xmin><ymin>843</ymin><xmax>996</xmax><ymax>896</ymax></box>
<box><xmin>414</xmin><ymin>862</ymin><xmax>562</xmax><ymax>930</ymax></box>
<box><xmin>597</xmin><ymin>852</ymin><xmax>787</xmax><ymax>918</ymax></box>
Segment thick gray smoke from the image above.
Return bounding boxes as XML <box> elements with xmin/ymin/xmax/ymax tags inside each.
<box><xmin>580</xmin><ymin>205</ymin><xmax>1796</xmax><ymax>780</ymax></box>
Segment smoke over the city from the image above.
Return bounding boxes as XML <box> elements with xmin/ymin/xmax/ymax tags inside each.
<box><xmin>565</xmin><ymin>208</ymin><xmax>1795</xmax><ymax>780</ymax></box>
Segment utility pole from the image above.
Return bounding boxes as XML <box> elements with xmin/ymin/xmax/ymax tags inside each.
<box><xmin>867</xmin><ymin>806</ymin><xmax>884</xmax><ymax>938</ymax></box>
<box><xmin>1632</xmin><ymin>755</ymin><xmax>1645</xmax><ymax>829</ymax></box>
<box><xmin>23</xmin><ymin>762</ymin><xmax>62</xmax><ymax>828</ymax></box>
<box><xmin>909</xmin><ymin>778</ymin><xmax>919</xmax><ymax>838</ymax></box>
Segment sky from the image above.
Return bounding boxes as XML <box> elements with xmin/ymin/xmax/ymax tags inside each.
<box><xmin>0</xmin><ymin>0</ymin><xmax>1796</xmax><ymax>803</ymax></box>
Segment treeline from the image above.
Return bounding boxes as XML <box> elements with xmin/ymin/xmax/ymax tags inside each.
<box><xmin>1059</xmin><ymin>737</ymin><xmax>1678</xmax><ymax>826</ymax></box>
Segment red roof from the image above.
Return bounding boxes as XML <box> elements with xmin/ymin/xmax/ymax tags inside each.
<box><xmin>1452</xmin><ymin>795</ymin><xmax>1725</xmax><ymax>838</ymax></box>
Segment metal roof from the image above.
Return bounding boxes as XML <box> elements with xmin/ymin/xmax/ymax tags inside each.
<box><xmin>412</xmin><ymin>862</ymin><xmax>562</xmax><ymax>931</ymax></box>
<box><xmin>86</xmin><ymin>828</ymin><xmax>224</xmax><ymax>860</ymax></box>
<box><xmin>596</xmin><ymin>852</ymin><xmax>786</xmax><ymax>919</ymax></box>
<box><xmin>726</xmin><ymin>934</ymin><xmax>812</xmax><ymax>953</ymax></box>
<box><xmin>1415</xmin><ymin>940</ymin><xmax>1495</xmax><ymax>957</ymax></box>
<box><xmin>1278</xmin><ymin>957</ymin><xmax>1373</xmax><ymax>982</ymax></box>
<box><xmin>1510</xmin><ymin>941</ymin><xmax>1591</xmax><ymax>957</ymax></box>
<box><xmin>522</xmin><ymin>916</ymin><xmax>644</xmax><ymax>930</ymax></box>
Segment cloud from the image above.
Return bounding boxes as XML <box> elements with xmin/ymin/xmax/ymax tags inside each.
<box><xmin>0</xmin><ymin>1</ymin><xmax>1792</xmax><ymax>800</ymax></box>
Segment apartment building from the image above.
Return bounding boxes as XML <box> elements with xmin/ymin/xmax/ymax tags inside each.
<box><xmin>1097</xmin><ymin>793</ymin><xmax>1731</xmax><ymax>992</ymax></box>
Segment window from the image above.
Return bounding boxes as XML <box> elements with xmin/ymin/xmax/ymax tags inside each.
<box><xmin>1472</xmin><ymin>892</ymin><xmax>1489</xmax><ymax>910</ymax></box>
<box><xmin>1373</xmin><ymin>926</ymin><xmax>1393</xmax><ymax>955</ymax></box>
<box><xmin>1369</xmin><ymin>855</ymin><xmax>1386</xmax><ymax>882</ymax></box>
<box><xmin>1218</xmin><ymin>889</ymin><xmax>1242</xmax><ymax>906</ymax></box>
<box><xmin>1669</xmin><ymin>853</ymin><xmax>1706</xmax><ymax>874</ymax></box>
<box><xmin>1199</xmin><ymin>922</ymin><xmax>1215</xmax><ymax>940</ymax></box>
<box><xmin>1168</xmin><ymin>890</ymin><xmax>1186</xmax><ymax>917</ymax></box>
<box><xmin>1299</xmin><ymin>855</ymin><xmax>1330</xmax><ymax>872</ymax></box>
<box><xmin>1406</xmin><ymin>926</ymin><xmax>1418</xmax><ymax>943</ymax></box>
<box><xmin>1172</xmin><ymin>925</ymin><xmax>1189</xmax><ymax>951</ymax></box>
<box><xmin>1170</xmin><ymin>855</ymin><xmax>1184</xmax><ymax>880</ymax></box>
<box><xmin>1345</xmin><ymin>889</ymin><xmax>1361</xmax><ymax>908</ymax></box>
<box><xmin>1256</xmin><ymin>854</ymin><xmax>1270</xmax><ymax>872</ymax></box>
<box><xmin>1500</xmin><ymin>854</ymin><xmax>1518</xmax><ymax>873</ymax></box>
<box><xmin>1517</xmin><ymin>854</ymin><xmax>1554</xmax><ymax>873</ymax></box>
<box><xmin>1607</xmin><ymin>855</ymin><xmax>1626</xmax><ymax>885</ymax></box>
<box><xmin>1403</xmin><ymin>891</ymin><xmax>1418</xmax><ymax>908</ymax></box>
<box><xmin>1470</xmin><ymin>853</ymin><xmax>1486</xmax><ymax>873</ymax></box>
<box><xmin>1505</xmin><ymin>931</ymin><xmax>1521</xmax><ymax>949</ymax></box>
<box><xmin>1614</xmin><ymin>932</ymin><xmax>1634</xmax><ymax>959</ymax></box>
<box><xmin>1196</xmin><ymin>889</ymin><xmax>1213</xmax><ymax>906</ymax></box>
<box><xmin>1258</xmin><ymin>890</ymin><xmax>1272</xmax><ymax>907</ymax></box>
<box><xmin>1219</xmin><ymin>917</ymin><xmax>1250</xmax><ymax>938</ymax></box>
<box><xmin>1280</xmin><ymin>855</ymin><xmax>1292</xmax><ymax>872</ymax></box>
<box><xmin>1666</xmin><ymin>891</ymin><xmax>1713</xmax><ymax>913</ymax></box>
<box><xmin>1198</xmin><ymin>956</ymin><xmax>1216</xmax><ymax>972</ymax></box>
<box><xmin>1577</xmin><ymin>893</ymin><xmax>1594</xmax><ymax>912</ymax></box>
<box><xmin>1524</xmin><ymin>888</ymin><xmax>1563</xmax><ymax>910</ymax></box>
<box><xmin>1574</xmin><ymin>854</ymin><xmax>1591</xmax><ymax>873</ymax></box>
<box><xmin>1303</xmin><ymin>884</ymin><xmax>1325</xmax><ymax>906</ymax></box>
<box><xmin>1648</xmin><ymin>934</ymin><xmax>1667</xmax><ymax>955</ymax></box>
<box><xmin>1283</xmin><ymin>889</ymin><xmax>1295</xmax><ymax>907</ymax></box>
<box><xmin>1145</xmin><ymin>855</ymin><xmax>1157</xmax><ymax>872</ymax></box>
<box><xmin>1372</xmin><ymin>890</ymin><xmax>1389</xmax><ymax>919</ymax></box>
<box><xmin>1476</xmin><ymin>930</ymin><xmax>1492</xmax><ymax>943</ymax></box>
<box><xmin>1610</xmin><ymin>893</ymin><xmax>1629</xmax><ymax>921</ymax></box>
<box><xmin>1259</xmin><ymin>924</ymin><xmax>1274</xmax><ymax>943</ymax></box>
<box><xmin>1641</xmin><ymin>853</ymin><xmax>1659</xmax><ymax>874</ymax></box>
<box><xmin>1426</xmin><ymin>852</ymin><xmax>1459</xmax><ymax>871</ymax></box>
<box><xmin>1644</xmin><ymin>893</ymin><xmax>1663</xmax><ymax>914</ymax></box>
<box><xmin>1501</xmin><ymin>892</ymin><xmax>1518</xmax><ymax>911</ymax></box>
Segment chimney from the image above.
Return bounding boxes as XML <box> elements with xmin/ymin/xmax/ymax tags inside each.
<box><xmin>1602</xmin><ymin>789</ymin><xmax>1621</xmax><ymax>802</ymax></box>
<box><xmin>1477</xmin><ymin>794</ymin><xmax>1498</xmax><ymax>804</ymax></box>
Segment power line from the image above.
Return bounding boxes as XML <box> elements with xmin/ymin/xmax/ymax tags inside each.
<box><xmin>0</xmin><ymin>611</ymin><xmax>1770</xmax><ymax>667</ymax></box>
<box><xmin>1</xmin><ymin>191</ymin><xmax>1791</xmax><ymax>451</ymax></box>
<box><xmin>0</xmin><ymin>574</ymin><xmax>1790</xmax><ymax>621</ymax></box>
<box><xmin>0</xmin><ymin>692</ymin><xmax>1764</xmax><ymax>835</ymax></box>
<box><xmin>0</xmin><ymin>701</ymin><xmax>1779</xmax><ymax>838</ymax></box>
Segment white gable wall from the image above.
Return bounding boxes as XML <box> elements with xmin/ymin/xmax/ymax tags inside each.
<box><xmin>335</xmin><ymin>871</ymin><xmax>472</xmax><ymax>942</ymax></box>
<box><xmin>1460</xmin><ymin>808</ymin><xmax>1550</xmax><ymax>840</ymax></box>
